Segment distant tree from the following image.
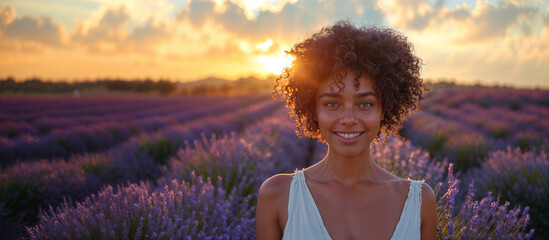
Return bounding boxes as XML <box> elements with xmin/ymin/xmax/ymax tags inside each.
<box><xmin>192</xmin><ymin>85</ymin><xmax>209</xmax><ymax>95</ymax></box>
<box><xmin>0</xmin><ymin>77</ymin><xmax>17</xmax><ymax>92</ymax></box>
<box><xmin>156</xmin><ymin>80</ymin><xmax>176</xmax><ymax>95</ymax></box>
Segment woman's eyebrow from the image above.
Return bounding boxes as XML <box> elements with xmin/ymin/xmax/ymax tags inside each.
<box><xmin>319</xmin><ymin>92</ymin><xmax>376</xmax><ymax>99</ymax></box>
<box><xmin>318</xmin><ymin>93</ymin><xmax>341</xmax><ymax>99</ymax></box>
<box><xmin>356</xmin><ymin>92</ymin><xmax>376</xmax><ymax>98</ymax></box>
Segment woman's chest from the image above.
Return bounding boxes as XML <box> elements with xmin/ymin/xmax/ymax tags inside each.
<box><xmin>309</xmin><ymin>182</ymin><xmax>409</xmax><ymax>239</ymax></box>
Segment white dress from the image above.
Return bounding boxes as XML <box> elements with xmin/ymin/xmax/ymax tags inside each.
<box><xmin>282</xmin><ymin>170</ymin><xmax>423</xmax><ymax>240</ymax></box>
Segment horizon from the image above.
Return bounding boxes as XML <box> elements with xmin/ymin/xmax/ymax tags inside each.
<box><xmin>0</xmin><ymin>0</ymin><xmax>548</xmax><ymax>88</ymax></box>
<box><xmin>4</xmin><ymin>74</ymin><xmax>546</xmax><ymax>91</ymax></box>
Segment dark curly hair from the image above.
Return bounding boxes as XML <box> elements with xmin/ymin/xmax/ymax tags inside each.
<box><xmin>274</xmin><ymin>20</ymin><xmax>426</xmax><ymax>142</ymax></box>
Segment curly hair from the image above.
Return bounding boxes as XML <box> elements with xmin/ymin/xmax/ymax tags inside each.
<box><xmin>274</xmin><ymin>20</ymin><xmax>426</xmax><ymax>142</ymax></box>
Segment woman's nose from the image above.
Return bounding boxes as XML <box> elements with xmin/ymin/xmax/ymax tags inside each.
<box><xmin>340</xmin><ymin>107</ymin><xmax>358</xmax><ymax>126</ymax></box>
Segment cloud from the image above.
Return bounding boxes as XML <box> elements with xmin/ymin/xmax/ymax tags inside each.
<box><xmin>72</xmin><ymin>6</ymin><xmax>173</xmax><ymax>55</ymax></box>
<box><xmin>542</xmin><ymin>7</ymin><xmax>549</xmax><ymax>26</ymax></box>
<box><xmin>381</xmin><ymin>0</ymin><xmax>540</xmax><ymax>43</ymax></box>
<box><xmin>0</xmin><ymin>3</ymin><xmax>68</xmax><ymax>49</ymax></box>
<box><xmin>72</xmin><ymin>7</ymin><xmax>130</xmax><ymax>55</ymax></box>
<box><xmin>378</xmin><ymin>0</ymin><xmax>445</xmax><ymax>31</ymax></box>
<box><xmin>176</xmin><ymin>0</ymin><xmax>384</xmax><ymax>42</ymax></box>
<box><xmin>0</xmin><ymin>3</ymin><xmax>16</xmax><ymax>28</ymax></box>
<box><xmin>86</xmin><ymin>0</ymin><xmax>174</xmax><ymax>26</ymax></box>
<box><xmin>503</xmin><ymin>27</ymin><xmax>549</xmax><ymax>67</ymax></box>
<box><xmin>455</xmin><ymin>1</ymin><xmax>538</xmax><ymax>43</ymax></box>
<box><xmin>202</xmin><ymin>39</ymin><xmax>248</xmax><ymax>60</ymax></box>
<box><xmin>128</xmin><ymin>19</ymin><xmax>172</xmax><ymax>54</ymax></box>
<box><xmin>377</xmin><ymin>0</ymin><xmax>549</xmax><ymax>87</ymax></box>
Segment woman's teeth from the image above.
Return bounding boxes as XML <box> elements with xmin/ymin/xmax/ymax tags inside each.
<box><xmin>336</xmin><ymin>132</ymin><xmax>361</xmax><ymax>139</ymax></box>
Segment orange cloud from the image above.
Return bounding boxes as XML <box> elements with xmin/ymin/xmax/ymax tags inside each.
<box><xmin>380</xmin><ymin>0</ymin><xmax>540</xmax><ymax>43</ymax></box>
<box><xmin>71</xmin><ymin>7</ymin><xmax>130</xmax><ymax>55</ymax></box>
<box><xmin>176</xmin><ymin>0</ymin><xmax>383</xmax><ymax>42</ymax></box>
<box><xmin>72</xmin><ymin>6</ymin><xmax>172</xmax><ymax>56</ymax></box>
<box><xmin>0</xmin><ymin>3</ymin><xmax>69</xmax><ymax>56</ymax></box>
<box><xmin>455</xmin><ymin>1</ymin><xmax>538</xmax><ymax>43</ymax></box>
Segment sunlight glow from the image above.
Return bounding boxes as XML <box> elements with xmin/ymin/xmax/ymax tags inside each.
<box><xmin>256</xmin><ymin>39</ymin><xmax>273</xmax><ymax>52</ymax></box>
<box><xmin>256</xmin><ymin>52</ymin><xmax>294</xmax><ymax>75</ymax></box>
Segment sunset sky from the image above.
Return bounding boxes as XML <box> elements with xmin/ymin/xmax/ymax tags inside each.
<box><xmin>0</xmin><ymin>0</ymin><xmax>547</xmax><ymax>88</ymax></box>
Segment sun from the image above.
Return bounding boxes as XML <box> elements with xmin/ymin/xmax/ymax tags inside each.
<box><xmin>257</xmin><ymin>52</ymin><xmax>294</xmax><ymax>75</ymax></box>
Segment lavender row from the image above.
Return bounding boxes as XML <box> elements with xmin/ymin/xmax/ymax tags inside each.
<box><xmin>28</xmin><ymin>176</ymin><xmax>256</xmax><ymax>239</ymax></box>
<box><xmin>0</xmin><ymin>95</ymin><xmax>270</xmax><ymax>165</ymax></box>
<box><xmin>0</xmin><ymin>95</ymin><xmax>266</xmax><ymax>138</ymax></box>
<box><xmin>466</xmin><ymin>148</ymin><xmax>549</xmax><ymax>238</ymax></box>
<box><xmin>402</xmin><ymin>111</ymin><xmax>548</xmax><ymax>172</ymax></box>
<box><xmin>424</xmin><ymin>88</ymin><xmax>549</xmax><ymax>111</ymax></box>
<box><xmin>0</xmin><ymin>96</ymin><xmax>209</xmax><ymax>121</ymax></box>
<box><xmin>0</xmin><ymin>99</ymin><xmax>283</xmax><ymax>239</ymax></box>
<box><xmin>426</xmin><ymin>89</ymin><xmax>549</xmax><ymax>142</ymax></box>
<box><xmin>402</xmin><ymin>89</ymin><xmax>549</xmax><ymax>166</ymax></box>
<box><xmin>437</xmin><ymin>164</ymin><xmax>534</xmax><ymax>239</ymax></box>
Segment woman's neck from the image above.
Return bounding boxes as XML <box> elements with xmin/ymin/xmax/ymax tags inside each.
<box><xmin>306</xmin><ymin>146</ymin><xmax>395</xmax><ymax>186</ymax></box>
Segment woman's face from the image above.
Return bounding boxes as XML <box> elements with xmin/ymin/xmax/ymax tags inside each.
<box><xmin>315</xmin><ymin>70</ymin><xmax>383</xmax><ymax>157</ymax></box>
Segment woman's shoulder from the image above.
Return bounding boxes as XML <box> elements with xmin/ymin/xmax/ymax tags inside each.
<box><xmin>419</xmin><ymin>181</ymin><xmax>436</xmax><ymax>203</ymax></box>
<box><xmin>258</xmin><ymin>173</ymin><xmax>295</xmax><ymax>198</ymax></box>
<box><xmin>256</xmin><ymin>173</ymin><xmax>295</xmax><ymax>226</ymax></box>
<box><xmin>256</xmin><ymin>173</ymin><xmax>296</xmax><ymax>238</ymax></box>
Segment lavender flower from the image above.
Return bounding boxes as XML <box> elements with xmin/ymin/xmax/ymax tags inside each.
<box><xmin>469</xmin><ymin>147</ymin><xmax>548</xmax><ymax>239</ymax></box>
<box><xmin>437</xmin><ymin>164</ymin><xmax>534</xmax><ymax>239</ymax></box>
<box><xmin>27</xmin><ymin>174</ymin><xmax>255</xmax><ymax>239</ymax></box>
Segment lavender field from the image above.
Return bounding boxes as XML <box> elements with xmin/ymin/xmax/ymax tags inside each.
<box><xmin>1</xmin><ymin>88</ymin><xmax>548</xmax><ymax>239</ymax></box>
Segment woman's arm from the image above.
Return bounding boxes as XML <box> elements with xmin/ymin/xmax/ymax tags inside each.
<box><xmin>420</xmin><ymin>182</ymin><xmax>437</xmax><ymax>240</ymax></box>
<box><xmin>256</xmin><ymin>174</ymin><xmax>291</xmax><ymax>240</ymax></box>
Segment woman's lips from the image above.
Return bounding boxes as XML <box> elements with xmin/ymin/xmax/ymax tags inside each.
<box><xmin>334</xmin><ymin>131</ymin><xmax>365</xmax><ymax>143</ymax></box>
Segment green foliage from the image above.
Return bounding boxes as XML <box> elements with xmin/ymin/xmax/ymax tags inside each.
<box><xmin>515</xmin><ymin>131</ymin><xmax>545</xmax><ymax>153</ymax></box>
<box><xmin>38</xmin><ymin>124</ymin><xmax>52</xmax><ymax>134</ymax></box>
<box><xmin>426</xmin><ymin>133</ymin><xmax>447</xmax><ymax>154</ymax></box>
<box><xmin>0</xmin><ymin>178</ymin><xmax>43</xmax><ymax>223</ymax></box>
<box><xmin>138</xmin><ymin>136</ymin><xmax>178</xmax><ymax>165</ymax></box>
<box><xmin>441</xmin><ymin>132</ymin><xmax>491</xmax><ymax>172</ymax></box>
<box><xmin>56</xmin><ymin>136</ymin><xmax>74</xmax><ymax>153</ymax></box>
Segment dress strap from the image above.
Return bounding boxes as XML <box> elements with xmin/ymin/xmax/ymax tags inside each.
<box><xmin>283</xmin><ymin>170</ymin><xmax>332</xmax><ymax>240</ymax></box>
<box><xmin>390</xmin><ymin>180</ymin><xmax>423</xmax><ymax>240</ymax></box>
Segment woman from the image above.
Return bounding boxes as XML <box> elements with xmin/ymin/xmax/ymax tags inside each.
<box><xmin>256</xmin><ymin>21</ymin><xmax>437</xmax><ymax>240</ymax></box>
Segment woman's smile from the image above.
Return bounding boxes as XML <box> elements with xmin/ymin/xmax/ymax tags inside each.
<box><xmin>334</xmin><ymin>131</ymin><xmax>363</xmax><ymax>139</ymax></box>
<box><xmin>333</xmin><ymin>131</ymin><xmax>365</xmax><ymax>144</ymax></box>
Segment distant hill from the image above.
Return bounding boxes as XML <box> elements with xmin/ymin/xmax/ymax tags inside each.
<box><xmin>180</xmin><ymin>77</ymin><xmax>231</xmax><ymax>87</ymax></box>
<box><xmin>179</xmin><ymin>76</ymin><xmax>265</xmax><ymax>87</ymax></box>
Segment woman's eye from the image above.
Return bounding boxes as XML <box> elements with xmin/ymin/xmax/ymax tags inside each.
<box><xmin>359</xmin><ymin>102</ymin><xmax>373</xmax><ymax>109</ymax></box>
<box><xmin>325</xmin><ymin>102</ymin><xmax>338</xmax><ymax>109</ymax></box>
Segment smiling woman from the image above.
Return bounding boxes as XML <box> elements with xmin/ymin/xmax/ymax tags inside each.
<box><xmin>256</xmin><ymin>20</ymin><xmax>436</xmax><ymax>240</ymax></box>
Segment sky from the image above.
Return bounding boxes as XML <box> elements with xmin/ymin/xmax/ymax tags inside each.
<box><xmin>0</xmin><ymin>0</ymin><xmax>548</xmax><ymax>88</ymax></box>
